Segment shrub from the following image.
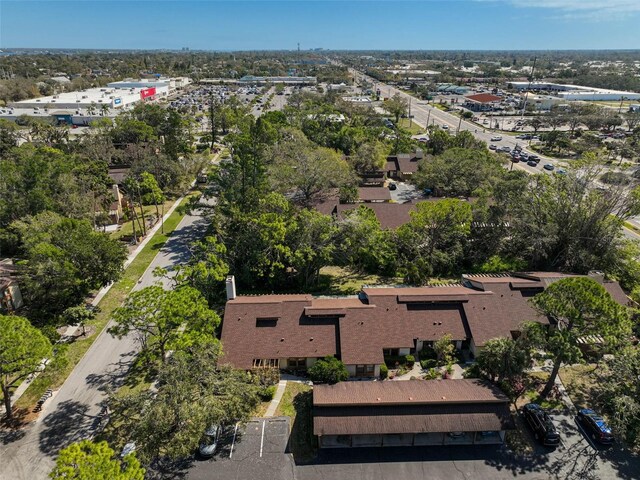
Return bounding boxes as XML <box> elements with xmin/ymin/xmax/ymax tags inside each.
<box><xmin>419</xmin><ymin>347</ymin><xmax>437</xmax><ymax>360</ymax></box>
<box><xmin>424</xmin><ymin>368</ymin><xmax>441</xmax><ymax>380</ymax></box>
<box><xmin>308</xmin><ymin>356</ymin><xmax>349</xmax><ymax>384</ymax></box>
<box><xmin>379</xmin><ymin>364</ymin><xmax>388</xmax><ymax>379</ymax></box>
<box><xmin>384</xmin><ymin>355</ymin><xmax>407</xmax><ymax>368</ymax></box>
<box><xmin>404</xmin><ymin>355</ymin><xmax>415</xmax><ymax>367</ymax></box>
<box><xmin>420</xmin><ymin>358</ymin><xmax>437</xmax><ymax>370</ymax></box>
<box><xmin>258</xmin><ymin>385</ymin><xmax>277</xmax><ymax>401</ymax></box>
<box><xmin>462</xmin><ymin>363</ymin><xmax>481</xmax><ymax>379</ymax></box>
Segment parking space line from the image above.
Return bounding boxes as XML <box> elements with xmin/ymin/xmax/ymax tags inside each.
<box><xmin>259</xmin><ymin>420</ymin><xmax>265</xmax><ymax>458</ymax></box>
<box><xmin>229</xmin><ymin>423</ymin><xmax>239</xmax><ymax>459</ymax></box>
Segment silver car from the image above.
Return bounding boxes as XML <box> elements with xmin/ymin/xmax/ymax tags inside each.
<box><xmin>198</xmin><ymin>424</ymin><xmax>222</xmax><ymax>458</ymax></box>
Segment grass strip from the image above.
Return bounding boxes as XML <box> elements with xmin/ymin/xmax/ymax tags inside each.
<box><xmin>15</xmin><ymin>193</ymin><xmax>195</xmax><ymax>411</ymax></box>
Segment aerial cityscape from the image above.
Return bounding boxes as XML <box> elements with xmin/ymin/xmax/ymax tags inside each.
<box><xmin>1</xmin><ymin>1</ymin><xmax>640</xmax><ymax>479</ymax></box>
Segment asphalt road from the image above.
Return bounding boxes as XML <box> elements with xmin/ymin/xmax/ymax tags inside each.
<box><xmin>352</xmin><ymin>69</ymin><xmax>560</xmax><ymax>177</ymax></box>
<box><xmin>0</xmin><ymin>206</ymin><xmax>210</xmax><ymax>480</ymax></box>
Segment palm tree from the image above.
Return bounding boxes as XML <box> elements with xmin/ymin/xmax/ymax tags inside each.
<box><xmin>86</xmin><ymin>102</ymin><xmax>97</xmax><ymax>116</ymax></box>
<box><xmin>100</xmin><ymin>103</ymin><xmax>110</xmax><ymax>116</ymax></box>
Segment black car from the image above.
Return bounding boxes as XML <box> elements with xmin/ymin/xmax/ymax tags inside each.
<box><xmin>577</xmin><ymin>409</ymin><xmax>614</xmax><ymax>444</ymax></box>
<box><xmin>522</xmin><ymin>403</ymin><xmax>560</xmax><ymax>446</ymax></box>
<box><xmin>527</xmin><ymin>160</ymin><xmax>538</xmax><ymax>167</ymax></box>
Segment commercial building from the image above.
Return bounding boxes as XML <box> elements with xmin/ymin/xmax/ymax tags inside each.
<box><xmin>463</xmin><ymin>93</ymin><xmax>503</xmax><ymax>112</ymax></box>
<box><xmin>3</xmin><ymin>77</ymin><xmax>191</xmax><ymax>125</ymax></box>
<box><xmin>238</xmin><ymin>75</ymin><xmax>317</xmax><ymax>85</ymax></box>
<box><xmin>313</xmin><ymin>379</ymin><xmax>514</xmax><ymax>448</ymax></box>
<box><xmin>507</xmin><ymin>81</ymin><xmax>640</xmax><ymax>102</ymax></box>
<box><xmin>219</xmin><ymin>272</ymin><xmax>628</xmax><ymax>378</ymax></box>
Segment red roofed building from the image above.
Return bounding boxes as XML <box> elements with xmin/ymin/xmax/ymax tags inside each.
<box><xmin>463</xmin><ymin>93</ymin><xmax>503</xmax><ymax>112</ymax></box>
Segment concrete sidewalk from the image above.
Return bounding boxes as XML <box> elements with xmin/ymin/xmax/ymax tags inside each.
<box><xmin>264</xmin><ymin>380</ymin><xmax>287</xmax><ymax>417</ymax></box>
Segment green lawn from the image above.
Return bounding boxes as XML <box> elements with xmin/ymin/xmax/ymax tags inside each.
<box><xmin>398</xmin><ymin>118</ymin><xmax>425</xmax><ymax>134</ymax></box>
<box><xmin>275</xmin><ymin>383</ymin><xmax>316</xmax><ymax>463</ymax></box>
<box><xmin>559</xmin><ymin>364</ymin><xmax>599</xmax><ymax>410</ymax></box>
<box><xmin>313</xmin><ymin>266</ymin><xmax>403</xmax><ymax>295</ymax></box>
<box><xmin>15</xmin><ymin>193</ymin><xmax>196</xmax><ymax>413</ymax></box>
<box><xmin>109</xmin><ymin>199</ymin><xmax>176</xmax><ymax>241</ymax></box>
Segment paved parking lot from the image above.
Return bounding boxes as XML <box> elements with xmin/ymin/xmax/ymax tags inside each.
<box><xmin>185</xmin><ymin>412</ymin><xmax>639</xmax><ymax>480</ymax></box>
<box><xmin>188</xmin><ymin>417</ymin><xmax>294</xmax><ymax>480</ymax></box>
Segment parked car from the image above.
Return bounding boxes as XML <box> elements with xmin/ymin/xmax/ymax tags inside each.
<box><xmin>543</xmin><ymin>163</ymin><xmax>555</xmax><ymax>171</ymax></box>
<box><xmin>528</xmin><ymin>154</ymin><xmax>540</xmax><ymax>161</ymax></box>
<box><xmin>501</xmin><ymin>146</ymin><xmax>511</xmax><ymax>153</ymax></box>
<box><xmin>527</xmin><ymin>160</ymin><xmax>538</xmax><ymax>167</ymax></box>
<box><xmin>522</xmin><ymin>403</ymin><xmax>560</xmax><ymax>446</ymax></box>
<box><xmin>577</xmin><ymin>409</ymin><xmax>614</xmax><ymax>444</ymax></box>
<box><xmin>511</xmin><ymin>157</ymin><xmax>520</xmax><ymax>163</ymax></box>
<box><xmin>490</xmin><ymin>135</ymin><xmax>502</xmax><ymax>141</ymax></box>
<box><xmin>489</xmin><ymin>144</ymin><xmax>497</xmax><ymax>150</ymax></box>
<box><xmin>442</xmin><ymin>125</ymin><xmax>449</xmax><ymax>130</ymax></box>
<box><xmin>198</xmin><ymin>424</ymin><xmax>222</xmax><ymax>458</ymax></box>
<box><xmin>555</xmin><ymin>168</ymin><xmax>567</xmax><ymax>175</ymax></box>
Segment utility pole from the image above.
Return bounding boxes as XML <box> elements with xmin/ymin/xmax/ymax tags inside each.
<box><xmin>457</xmin><ymin>115</ymin><xmax>463</xmax><ymax>134</ymax></box>
<box><xmin>209</xmin><ymin>93</ymin><xmax>216</xmax><ymax>148</ymax></box>
<box><xmin>520</xmin><ymin>56</ymin><xmax>537</xmax><ymax>120</ymax></box>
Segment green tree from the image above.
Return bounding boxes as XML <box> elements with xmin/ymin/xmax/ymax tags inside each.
<box><xmin>396</xmin><ymin>199</ymin><xmax>472</xmax><ymax>283</ymax></box>
<box><xmin>0</xmin><ymin>315</ymin><xmax>52</xmax><ymax>420</ymax></box>
<box><xmin>476</xmin><ymin>336</ymin><xmax>530</xmax><ymax>383</ymax></box>
<box><xmin>433</xmin><ymin>334</ymin><xmax>456</xmax><ymax>366</ymax></box>
<box><xmin>49</xmin><ymin>440</ymin><xmax>144</xmax><ymax>480</ymax></box>
<box><xmin>108</xmin><ymin>341</ymin><xmax>259</xmax><ymax>462</ymax></box>
<box><xmin>414</xmin><ymin>147</ymin><xmax>504</xmax><ymax>198</ymax></box>
<box><xmin>268</xmin><ymin>129</ymin><xmax>354</xmax><ymax>206</ymax></box>
<box><xmin>109</xmin><ymin>286</ymin><xmax>219</xmax><ymax>363</ymax></box>
<box><xmin>350</xmin><ymin>141</ymin><xmax>388</xmax><ymax>174</ymax></box>
<box><xmin>12</xmin><ymin>213</ymin><xmax>126</xmax><ymax>321</ymax></box>
<box><xmin>308</xmin><ymin>356</ymin><xmax>349</xmax><ymax>384</ymax></box>
<box><xmin>530</xmin><ymin>277</ymin><xmax>631</xmax><ymax>398</ymax></box>
<box><xmin>61</xmin><ymin>305</ymin><xmax>96</xmax><ymax>336</ymax></box>
<box><xmin>596</xmin><ymin>348</ymin><xmax>640</xmax><ymax>449</ymax></box>
<box><xmin>383</xmin><ymin>93</ymin><xmax>409</xmax><ymax>124</ymax></box>
<box><xmin>335</xmin><ymin>206</ymin><xmax>396</xmax><ymax>275</ymax></box>
<box><xmin>138</xmin><ymin>171</ymin><xmax>165</xmax><ymax>221</ymax></box>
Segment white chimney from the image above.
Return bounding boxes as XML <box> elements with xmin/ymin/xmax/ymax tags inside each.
<box><xmin>226</xmin><ymin>275</ymin><xmax>236</xmax><ymax>300</ymax></box>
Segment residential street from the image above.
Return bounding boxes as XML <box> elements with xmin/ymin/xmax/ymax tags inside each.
<box><xmin>0</xmin><ymin>205</ymin><xmax>210</xmax><ymax>480</ymax></box>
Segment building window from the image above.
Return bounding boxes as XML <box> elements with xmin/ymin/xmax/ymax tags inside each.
<box><xmin>287</xmin><ymin>358</ymin><xmax>306</xmax><ymax>369</ymax></box>
<box><xmin>383</xmin><ymin>348</ymin><xmax>399</xmax><ymax>357</ymax></box>
<box><xmin>252</xmin><ymin>358</ymin><xmax>279</xmax><ymax>368</ymax></box>
<box><xmin>356</xmin><ymin>364</ymin><xmax>375</xmax><ymax>377</ymax></box>
<box><xmin>256</xmin><ymin>317</ymin><xmax>278</xmax><ymax>327</ymax></box>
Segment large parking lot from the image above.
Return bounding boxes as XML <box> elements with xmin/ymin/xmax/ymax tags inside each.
<box><xmin>188</xmin><ymin>417</ymin><xmax>294</xmax><ymax>480</ymax></box>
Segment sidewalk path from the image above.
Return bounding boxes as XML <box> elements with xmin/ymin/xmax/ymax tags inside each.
<box><xmin>264</xmin><ymin>380</ymin><xmax>288</xmax><ymax>417</ymax></box>
<box><xmin>0</xmin><ymin>199</ymin><xmax>211</xmax><ymax>480</ymax></box>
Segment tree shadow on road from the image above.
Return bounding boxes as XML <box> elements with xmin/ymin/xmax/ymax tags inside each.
<box><xmin>146</xmin><ymin>456</ymin><xmax>194</xmax><ymax>480</ymax></box>
<box><xmin>38</xmin><ymin>400</ymin><xmax>93</xmax><ymax>457</ymax></box>
<box><xmin>0</xmin><ymin>408</ymin><xmax>29</xmax><ymax>444</ymax></box>
<box><xmin>84</xmin><ymin>349</ymin><xmax>138</xmax><ymax>394</ymax></box>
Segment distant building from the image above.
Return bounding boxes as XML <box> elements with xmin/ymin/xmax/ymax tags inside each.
<box><xmin>463</xmin><ymin>93</ymin><xmax>503</xmax><ymax>112</ymax></box>
<box><xmin>238</xmin><ymin>75</ymin><xmax>317</xmax><ymax>85</ymax></box>
<box><xmin>507</xmin><ymin>81</ymin><xmax>640</xmax><ymax>102</ymax></box>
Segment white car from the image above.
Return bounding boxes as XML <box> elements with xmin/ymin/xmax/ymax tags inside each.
<box><xmin>490</xmin><ymin>136</ymin><xmax>503</xmax><ymax>142</ymax></box>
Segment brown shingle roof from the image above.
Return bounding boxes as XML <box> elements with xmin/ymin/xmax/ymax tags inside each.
<box><xmin>313</xmin><ymin>380</ymin><xmax>513</xmax><ymax>436</ymax></box>
<box><xmin>313</xmin><ymin>379</ymin><xmax>509</xmax><ymax>406</ymax></box>
<box><xmin>358</xmin><ymin>187</ymin><xmax>391</xmax><ymax>202</ymax></box>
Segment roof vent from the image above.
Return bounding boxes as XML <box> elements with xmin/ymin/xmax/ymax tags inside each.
<box><xmin>310</xmin><ymin>338</ymin><xmax>314</xmax><ymax>341</ymax></box>
<box><xmin>280</xmin><ymin>338</ymin><xmax>285</xmax><ymax>342</ymax></box>
<box><xmin>409</xmin><ymin>396</ymin><xmax>414</xmax><ymax>400</ymax></box>
<box><xmin>376</xmin><ymin>397</ymin><xmax>381</xmax><ymax>401</ymax></box>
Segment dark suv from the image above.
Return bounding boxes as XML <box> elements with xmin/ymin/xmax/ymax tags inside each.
<box><xmin>577</xmin><ymin>409</ymin><xmax>614</xmax><ymax>444</ymax></box>
<box><xmin>522</xmin><ymin>403</ymin><xmax>560</xmax><ymax>446</ymax></box>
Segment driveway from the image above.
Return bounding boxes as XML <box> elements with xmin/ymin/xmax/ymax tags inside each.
<box><xmin>390</xmin><ymin>182</ymin><xmax>421</xmax><ymax>203</ymax></box>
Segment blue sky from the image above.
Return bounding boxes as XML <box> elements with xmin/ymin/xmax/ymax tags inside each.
<box><xmin>1</xmin><ymin>0</ymin><xmax>639</xmax><ymax>50</ymax></box>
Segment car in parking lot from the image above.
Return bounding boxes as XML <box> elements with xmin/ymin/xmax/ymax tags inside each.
<box><xmin>199</xmin><ymin>424</ymin><xmax>222</xmax><ymax>458</ymax></box>
<box><xmin>501</xmin><ymin>146</ymin><xmax>511</xmax><ymax>153</ymax></box>
<box><xmin>442</xmin><ymin>125</ymin><xmax>449</xmax><ymax>130</ymax></box>
<box><xmin>543</xmin><ymin>163</ymin><xmax>555</xmax><ymax>171</ymax></box>
<box><xmin>527</xmin><ymin>160</ymin><xmax>538</xmax><ymax>167</ymax></box>
<box><xmin>489</xmin><ymin>144</ymin><xmax>497</xmax><ymax>150</ymax></box>
<box><xmin>555</xmin><ymin>168</ymin><xmax>567</xmax><ymax>175</ymax></box>
<box><xmin>490</xmin><ymin>135</ymin><xmax>502</xmax><ymax>141</ymax></box>
<box><xmin>511</xmin><ymin>157</ymin><xmax>520</xmax><ymax>163</ymax></box>
<box><xmin>528</xmin><ymin>154</ymin><xmax>540</xmax><ymax>161</ymax></box>
<box><xmin>577</xmin><ymin>409</ymin><xmax>614</xmax><ymax>444</ymax></box>
<box><xmin>522</xmin><ymin>403</ymin><xmax>560</xmax><ymax>446</ymax></box>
